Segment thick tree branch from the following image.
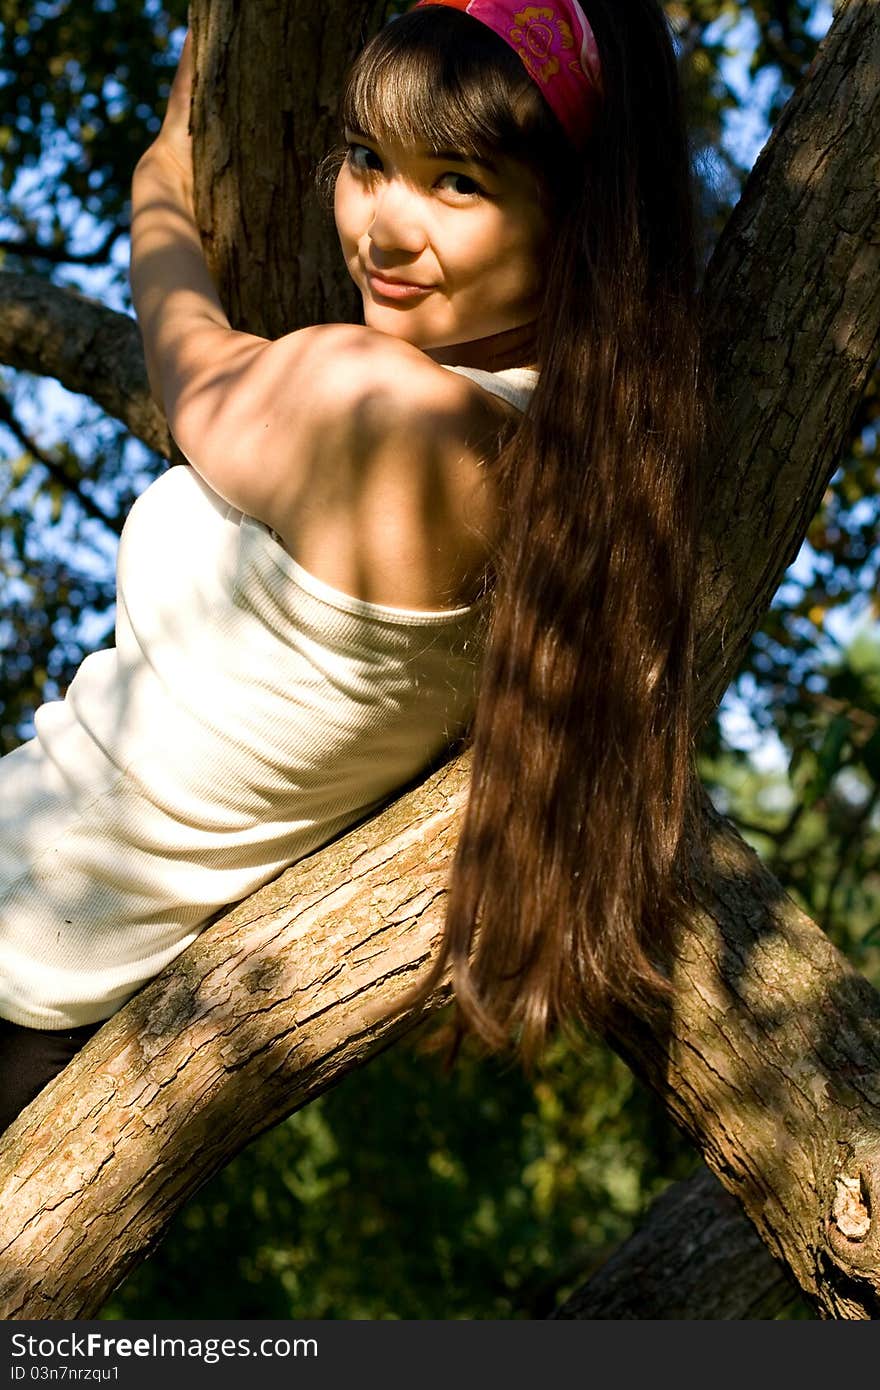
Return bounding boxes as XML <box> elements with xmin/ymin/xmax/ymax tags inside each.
<box><xmin>601</xmin><ymin>784</ymin><xmax>880</xmax><ymax>1321</ymax></box>
<box><xmin>0</xmin><ymin>272</ymin><xmax>169</xmax><ymax>458</ymax></box>
<box><xmin>694</xmin><ymin>0</ymin><xmax>880</xmax><ymax>722</ymax></box>
<box><xmin>0</xmin><ymin>0</ymin><xmax>879</xmax><ymax>1320</ymax></box>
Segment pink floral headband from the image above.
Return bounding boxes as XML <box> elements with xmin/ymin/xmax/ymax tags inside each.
<box><xmin>412</xmin><ymin>0</ymin><xmax>604</xmax><ymax>149</ymax></box>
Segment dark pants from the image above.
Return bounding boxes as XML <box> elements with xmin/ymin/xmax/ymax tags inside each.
<box><xmin>0</xmin><ymin>1019</ymin><xmax>102</xmax><ymax>1136</ymax></box>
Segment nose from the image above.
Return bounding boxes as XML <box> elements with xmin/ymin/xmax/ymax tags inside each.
<box><xmin>368</xmin><ymin>177</ymin><xmax>427</xmax><ymax>258</ymax></box>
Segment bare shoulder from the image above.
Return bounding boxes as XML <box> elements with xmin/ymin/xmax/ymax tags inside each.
<box><xmin>271</xmin><ymin>327</ymin><xmax>516</xmax><ymax>611</ymax></box>
<box><xmin>166</xmin><ymin>320</ymin><xmax>507</xmax><ymax>513</ymax></box>
<box><xmin>166</xmin><ymin>319</ymin><xmax>517</xmax><ymax>610</ymax></box>
<box><xmin>298</xmin><ymin>325</ymin><xmax>513</xmax><ymax>440</ymax></box>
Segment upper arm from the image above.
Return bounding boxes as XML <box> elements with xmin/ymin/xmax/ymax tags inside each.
<box><xmin>165</xmin><ymin>323</ymin><xmax>505</xmax><ymax>551</ymax></box>
<box><xmin>163</xmin><ymin>321</ymin><xmax>373</xmax><ymax>519</ymax></box>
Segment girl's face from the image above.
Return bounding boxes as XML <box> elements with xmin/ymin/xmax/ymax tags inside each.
<box><xmin>334</xmin><ymin>130</ymin><xmax>550</xmax><ymax>353</ymax></box>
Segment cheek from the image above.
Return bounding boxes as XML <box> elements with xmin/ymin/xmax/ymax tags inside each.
<box><xmin>487</xmin><ymin>189</ymin><xmax>550</xmax><ymax>266</ymax></box>
<box><xmin>479</xmin><ymin>224</ymin><xmax>543</xmax><ymax>304</ymax></box>
<box><xmin>333</xmin><ymin>186</ymin><xmax>349</xmax><ymax>247</ymax></box>
<box><xmin>520</xmin><ymin>239</ymin><xmax>545</xmax><ymax>297</ymax></box>
<box><xmin>468</xmin><ymin>210</ymin><xmax>543</xmax><ymax>285</ymax></box>
<box><xmin>502</xmin><ymin>224</ymin><xmax>548</xmax><ymax>307</ymax></box>
<box><xmin>333</xmin><ymin>171</ymin><xmax>361</xmax><ymax>254</ymax></box>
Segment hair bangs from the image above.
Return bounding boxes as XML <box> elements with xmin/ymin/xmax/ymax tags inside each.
<box><xmin>340</xmin><ymin>8</ymin><xmax>555</xmax><ymax>168</ymax></box>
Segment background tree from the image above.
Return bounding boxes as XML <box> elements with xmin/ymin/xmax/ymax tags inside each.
<box><xmin>0</xmin><ymin>0</ymin><xmax>877</xmax><ymax>1318</ymax></box>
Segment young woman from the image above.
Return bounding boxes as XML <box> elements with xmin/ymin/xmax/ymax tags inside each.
<box><xmin>0</xmin><ymin>0</ymin><xmax>707</xmax><ymax>1133</ymax></box>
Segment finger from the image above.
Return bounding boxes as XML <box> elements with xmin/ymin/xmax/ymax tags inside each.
<box><xmin>165</xmin><ymin>31</ymin><xmax>193</xmax><ymax>111</ymax></box>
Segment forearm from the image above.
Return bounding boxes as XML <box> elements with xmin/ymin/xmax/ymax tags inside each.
<box><xmin>129</xmin><ymin>145</ymin><xmax>231</xmax><ymax>415</ymax></box>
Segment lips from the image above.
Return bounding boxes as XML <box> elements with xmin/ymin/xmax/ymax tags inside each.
<box><xmin>366</xmin><ymin>270</ymin><xmax>436</xmax><ymax>301</ymax></box>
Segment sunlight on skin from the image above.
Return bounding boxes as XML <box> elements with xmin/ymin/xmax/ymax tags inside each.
<box><xmin>125</xmin><ymin>24</ymin><xmax>551</xmax><ymax>612</ymax></box>
<box><xmin>333</xmin><ymin>130</ymin><xmax>550</xmax><ymax>364</ymax></box>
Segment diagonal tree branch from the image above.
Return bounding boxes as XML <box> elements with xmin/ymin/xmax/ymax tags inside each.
<box><xmin>694</xmin><ymin>0</ymin><xmax>880</xmax><ymax>721</ymax></box>
<box><xmin>0</xmin><ymin>0</ymin><xmax>879</xmax><ymax>1320</ymax></box>
<box><xmin>0</xmin><ymin>272</ymin><xmax>169</xmax><ymax>458</ymax></box>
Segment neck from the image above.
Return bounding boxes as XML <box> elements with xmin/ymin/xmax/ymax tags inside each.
<box><xmin>426</xmin><ymin>321</ymin><xmax>538</xmax><ymax>371</ymax></box>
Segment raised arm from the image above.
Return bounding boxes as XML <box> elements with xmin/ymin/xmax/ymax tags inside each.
<box><xmin>128</xmin><ymin>29</ymin><xmax>509</xmax><ymax>599</ymax></box>
<box><xmin>128</xmin><ymin>32</ymin><xmax>371</xmax><ymax>523</ymax></box>
<box><xmin>129</xmin><ymin>31</ymin><xmax>243</xmax><ymax>415</ymax></box>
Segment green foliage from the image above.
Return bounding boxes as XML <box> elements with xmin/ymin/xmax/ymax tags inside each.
<box><xmin>101</xmin><ymin>1029</ymin><xmax>696</xmax><ymax>1319</ymax></box>
<box><xmin>0</xmin><ymin>0</ymin><xmax>186</xmax><ymax>745</ymax></box>
<box><xmin>704</xmin><ymin>628</ymin><xmax>880</xmax><ymax>976</ymax></box>
<box><xmin>1</xmin><ymin>0</ymin><xmax>187</xmax><ymax>241</ymax></box>
<box><xmin>1</xmin><ymin>0</ymin><xmax>876</xmax><ymax>1322</ymax></box>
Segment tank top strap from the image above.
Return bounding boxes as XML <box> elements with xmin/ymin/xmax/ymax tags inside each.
<box><xmin>439</xmin><ymin>364</ymin><xmax>538</xmax><ymax>414</ymax></box>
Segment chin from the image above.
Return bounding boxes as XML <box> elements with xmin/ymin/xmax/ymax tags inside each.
<box><xmin>358</xmin><ymin>286</ymin><xmax>443</xmax><ymax>333</ymax></box>
<box><xmin>361</xmin><ymin>309</ymin><xmax>440</xmax><ymax>349</ymax></box>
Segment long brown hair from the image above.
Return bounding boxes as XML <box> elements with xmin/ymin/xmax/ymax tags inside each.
<box><xmin>339</xmin><ymin>3</ymin><xmax>710</xmax><ymax>1070</ymax></box>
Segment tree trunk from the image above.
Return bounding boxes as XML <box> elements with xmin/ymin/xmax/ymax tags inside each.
<box><xmin>190</xmin><ymin>0</ymin><xmax>388</xmax><ymax>335</ymax></box>
<box><xmin>1</xmin><ymin>764</ymin><xmax>878</xmax><ymax>1319</ymax></box>
<box><xmin>0</xmin><ymin>0</ymin><xmax>879</xmax><ymax>1321</ymax></box>
<box><xmin>611</xmin><ymin>787</ymin><xmax>880</xmax><ymax>1320</ymax></box>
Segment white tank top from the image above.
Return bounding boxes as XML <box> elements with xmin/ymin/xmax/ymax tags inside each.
<box><xmin>0</xmin><ymin>364</ymin><xmax>537</xmax><ymax>1029</ymax></box>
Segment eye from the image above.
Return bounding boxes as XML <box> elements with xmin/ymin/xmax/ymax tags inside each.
<box><xmin>345</xmin><ymin>142</ymin><xmax>384</xmax><ymax>175</ymax></box>
<box><xmin>436</xmin><ymin>171</ymin><xmax>484</xmax><ymax>199</ymax></box>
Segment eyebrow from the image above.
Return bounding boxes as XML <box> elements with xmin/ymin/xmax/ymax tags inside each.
<box><xmin>425</xmin><ymin>148</ymin><xmax>499</xmax><ymax>175</ymax></box>
<box><xmin>344</xmin><ymin>126</ymin><xmax>498</xmax><ymax>175</ymax></box>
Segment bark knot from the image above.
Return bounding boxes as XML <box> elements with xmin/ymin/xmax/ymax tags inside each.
<box><xmin>826</xmin><ymin>1155</ymin><xmax>880</xmax><ymax>1287</ymax></box>
<box><xmin>831</xmin><ymin>1173</ymin><xmax>871</xmax><ymax>1241</ymax></box>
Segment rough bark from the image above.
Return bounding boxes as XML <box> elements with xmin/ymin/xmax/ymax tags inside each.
<box><xmin>693</xmin><ymin>0</ymin><xmax>880</xmax><ymax>718</ymax></box>
<box><xmin>0</xmin><ymin>272</ymin><xmax>169</xmax><ymax>458</ymax></box>
<box><xmin>604</xmin><ymin>788</ymin><xmax>880</xmax><ymax>1321</ymax></box>
<box><xmin>0</xmin><ymin>756</ymin><xmax>468</xmax><ymax>1318</ymax></box>
<box><xmin>551</xmin><ymin>1165</ymin><xmax>798</xmax><ymax>1320</ymax></box>
<box><xmin>1</xmin><ymin>763</ymin><xmax>876</xmax><ymax>1319</ymax></box>
<box><xmin>189</xmin><ymin>0</ymin><xmax>388</xmax><ymax>335</ymax></box>
<box><xmin>0</xmin><ymin>0</ymin><xmax>879</xmax><ymax>1322</ymax></box>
